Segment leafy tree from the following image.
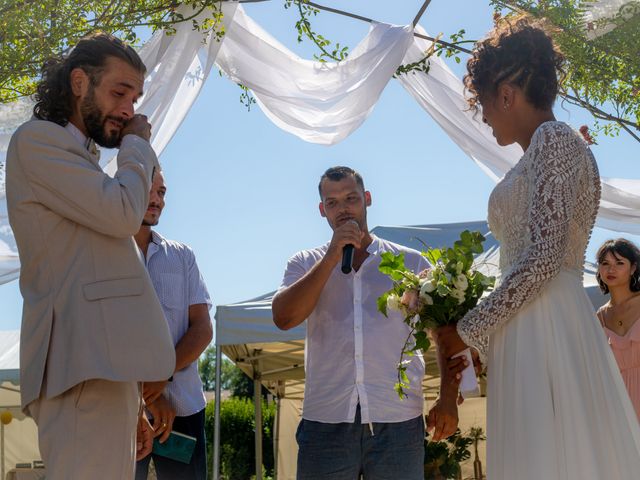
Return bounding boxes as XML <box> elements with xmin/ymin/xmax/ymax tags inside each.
<box><xmin>285</xmin><ymin>0</ymin><xmax>639</xmax><ymax>143</ymax></box>
<box><xmin>2</xmin><ymin>0</ymin><xmax>637</xmax><ymax>142</ymax></box>
<box><xmin>204</xmin><ymin>397</ymin><xmax>276</xmax><ymax>480</ymax></box>
<box><xmin>198</xmin><ymin>345</ymin><xmax>269</xmax><ymax>399</ymax></box>
<box><xmin>0</xmin><ymin>0</ymin><xmax>225</xmax><ymax>103</ymax></box>
<box><xmin>491</xmin><ymin>1</ymin><xmax>639</xmax><ymax>141</ymax></box>
<box><xmin>224</xmin><ymin>362</ymin><xmax>255</xmax><ymax>398</ymax></box>
<box><xmin>198</xmin><ymin>345</ymin><xmax>239</xmax><ymax>392</ymax></box>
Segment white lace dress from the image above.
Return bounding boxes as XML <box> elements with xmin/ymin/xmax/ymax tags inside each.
<box><xmin>457</xmin><ymin>121</ymin><xmax>640</xmax><ymax>479</ymax></box>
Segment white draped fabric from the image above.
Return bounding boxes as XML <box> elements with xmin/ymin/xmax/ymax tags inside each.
<box><xmin>0</xmin><ymin>3</ymin><xmax>639</xmax><ymax>284</ymax></box>
<box><xmin>103</xmin><ymin>2</ymin><xmax>239</xmax><ymax>173</ymax></box>
<box><xmin>582</xmin><ymin>0</ymin><xmax>640</xmax><ymax>38</ymax></box>
<box><xmin>216</xmin><ymin>7</ymin><xmax>414</xmax><ymax>145</ymax></box>
<box><xmin>396</xmin><ymin>25</ymin><xmax>640</xmax><ymax>233</ymax></box>
<box><xmin>0</xmin><ymin>2</ymin><xmax>238</xmax><ymax>282</ymax></box>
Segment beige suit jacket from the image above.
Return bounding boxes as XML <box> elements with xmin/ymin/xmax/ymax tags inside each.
<box><xmin>6</xmin><ymin>120</ymin><xmax>176</xmax><ymax>409</ymax></box>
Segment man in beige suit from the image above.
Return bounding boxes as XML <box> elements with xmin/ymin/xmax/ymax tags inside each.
<box><xmin>6</xmin><ymin>33</ymin><xmax>176</xmax><ymax>479</ymax></box>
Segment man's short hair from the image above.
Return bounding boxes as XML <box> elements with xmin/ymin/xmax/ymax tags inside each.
<box><xmin>33</xmin><ymin>32</ymin><xmax>146</xmax><ymax>126</ymax></box>
<box><xmin>318</xmin><ymin>166</ymin><xmax>365</xmax><ymax>198</ymax></box>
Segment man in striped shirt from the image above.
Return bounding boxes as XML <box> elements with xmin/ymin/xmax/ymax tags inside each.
<box><xmin>134</xmin><ymin>170</ymin><xmax>213</xmax><ymax>480</ymax></box>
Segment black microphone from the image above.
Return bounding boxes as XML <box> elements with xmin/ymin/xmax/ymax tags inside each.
<box><xmin>341</xmin><ymin>244</ymin><xmax>354</xmax><ymax>274</ymax></box>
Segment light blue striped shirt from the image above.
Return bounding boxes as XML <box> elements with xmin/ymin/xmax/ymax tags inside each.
<box><xmin>145</xmin><ymin>230</ymin><xmax>212</xmax><ymax>417</ymax></box>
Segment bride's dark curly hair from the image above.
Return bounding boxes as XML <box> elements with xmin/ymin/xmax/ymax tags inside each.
<box><xmin>463</xmin><ymin>15</ymin><xmax>565</xmax><ymax>112</ymax></box>
<box><xmin>33</xmin><ymin>32</ymin><xmax>146</xmax><ymax>126</ymax></box>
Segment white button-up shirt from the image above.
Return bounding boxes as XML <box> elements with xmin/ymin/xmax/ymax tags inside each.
<box><xmin>279</xmin><ymin>235</ymin><xmax>429</xmax><ymax>424</ymax></box>
<box><xmin>145</xmin><ymin>231</ymin><xmax>212</xmax><ymax>417</ymax></box>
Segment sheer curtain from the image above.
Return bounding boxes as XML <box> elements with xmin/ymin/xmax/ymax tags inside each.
<box><xmin>0</xmin><ymin>4</ymin><xmax>639</xmax><ymax>284</ymax></box>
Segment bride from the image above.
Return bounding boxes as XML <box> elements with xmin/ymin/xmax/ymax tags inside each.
<box><xmin>430</xmin><ymin>15</ymin><xmax>640</xmax><ymax>479</ymax></box>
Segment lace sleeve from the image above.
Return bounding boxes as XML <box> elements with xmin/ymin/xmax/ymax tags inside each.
<box><xmin>457</xmin><ymin>124</ymin><xmax>585</xmax><ymax>359</ymax></box>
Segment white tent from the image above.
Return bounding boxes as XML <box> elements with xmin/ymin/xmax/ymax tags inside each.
<box><xmin>0</xmin><ymin>331</ymin><xmax>40</xmax><ymax>479</ymax></box>
<box><xmin>213</xmin><ymin>221</ymin><xmax>608</xmax><ymax>479</ymax></box>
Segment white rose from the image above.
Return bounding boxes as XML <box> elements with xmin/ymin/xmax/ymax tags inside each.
<box><xmin>451</xmin><ymin>288</ymin><xmax>466</xmax><ymax>305</ymax></box>
<box><xmin>421</xmin><ymin>293</ymin><xmax>434</xmax><ymax>305</ymax></box>
<box><xmin>453</xmin><ymin>274</ymin><xmax>468</xmax><ymax>291</ymax></box>
<box><xmin>420</xmin><ymin>279</ymin><xmax>436</xmax><ymax>295</ymax></box>
<box><xmin>387</xmin><ymin>294</ymin><xmax>402</xmax><ymax>312</ymax></box>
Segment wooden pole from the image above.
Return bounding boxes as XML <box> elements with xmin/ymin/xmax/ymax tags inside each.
<box><xmin>413</xmin><ymin>0</ymin><xmax>433</xmax><ymax>27</ymax></box>
<box><xmin>305</xmin><ymin>1</ymin><xmax>473</xmax><ymax>54</ymax></box>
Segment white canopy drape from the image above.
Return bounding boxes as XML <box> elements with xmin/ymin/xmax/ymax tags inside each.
<box><xmin>582</xmin><ymin>0</ymin><xmax>640</xmax><ymax>38</ymax></box>
<box><xmin>216</xmin><ymin>7</ymin><xmax>414</xmax><ymax>145</ymax></box>
<box><xmin>1</xmin><ymin>2</ymin><xmax>639</xmax><ymax>284</ymax></box>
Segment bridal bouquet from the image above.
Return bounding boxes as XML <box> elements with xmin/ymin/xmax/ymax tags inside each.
<box><xmin>377</xmin><ymin>230</ymin><xmax>495</xmax><ymax>398</ymax></box>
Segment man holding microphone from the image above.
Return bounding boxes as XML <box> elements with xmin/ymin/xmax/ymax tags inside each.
<box><xmin>273</xmin><ymin>166</ymin><xmax>430</xmax><ymax>479</ymax></box>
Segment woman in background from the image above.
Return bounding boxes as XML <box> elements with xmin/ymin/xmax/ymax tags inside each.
<box><xmin>596</xmin><ymin>238</ymin><xmax>640</xmax><ymax>421</ymax></box>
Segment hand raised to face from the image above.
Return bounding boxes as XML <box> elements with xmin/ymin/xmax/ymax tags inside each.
<box><xmin>121</xmin><ymin>114</ymin><xmax>152</xmax><ymax>142</ymax></box>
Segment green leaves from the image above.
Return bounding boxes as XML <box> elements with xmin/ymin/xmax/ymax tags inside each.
<box><xmin>413</xmin><ymin>330</ymin><xmax>431</xmax><ymax>352</ymax></box>
<box><xmin>377</xmin><ymin>291</ymin><xmax>391</xmax><ymax>317</ymax></box>
<box><xmin>378</xmin><ymin>230</ymin><xmax>495</xmax><ymax>398</ymax></box>
<box><xmin>491</xmin><ymin>1</ymin><xmax>640</xmax><ymax>143</ymax></box>
<box><xmin>0</xmin><ymin>0</ymin><xmax>227</xmax><ymax>104</ymax></box>
<box><xmin>286</xmin><ymin>0</ymin><xmax>350</xmax><ymax>63</ymax></box>
<box><xmin>425</xmin><ymin>247</ymin><xmax>442</xmax><ymax>266</ymax></box>
<box><xmin>425</xmin><ymin>428</ymin><xmax>476</xmax><ymax>478</ymax></box>
<box><xmin>378</xmin><ymin>251</ymin><xmax>407</xmax><ymax>280</ymax></box>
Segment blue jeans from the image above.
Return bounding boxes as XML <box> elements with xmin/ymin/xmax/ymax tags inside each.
<box><xmin>135</xmin><ymin>408</ymin><xmax>207</xmax><ymax>480</ymax></box>
<box><xmin>296</xmin><ymin>405</ymin><xmax>424</xmax><ymax>480</ymax></box>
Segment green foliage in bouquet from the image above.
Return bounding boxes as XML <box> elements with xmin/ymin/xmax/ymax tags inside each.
<box><xmin>424</xmin><ymin>428</ymin><xmax>474</xmax><ymax>480</ymax></box>
<box><xmin>377</xmin><ymin>230</ymin><xmax>495</xmax><ymax>398</ymax></box>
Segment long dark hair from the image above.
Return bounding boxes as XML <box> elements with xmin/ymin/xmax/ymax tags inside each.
<box><xmin>596</xmin><ymin>239</ymin><xmax>640</xmax><ymax>294</ymax></box>
<box><xmin>33</xmin><ymin>32</ymin><xmax>146</xmax><ymax>126</ymax></box>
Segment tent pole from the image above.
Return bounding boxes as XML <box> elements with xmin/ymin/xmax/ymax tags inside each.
<box><xmin>213</xmin><ymin>336</ymin><xmax>222</xmax><ymax>479</ymax></box>
<box><xmin>254</xmin><ymin>372</ymin><xmax>263</xmax><ymax>480</ymax></box>
<box><xmin>1</xmin><ymin>423</ymin><xmax>5</xmax><ymax>480</ymax></box>
<box><xmin>273</xmin><ymin>395</ymin><xmax>281</xmax><ymax>480</ymax></box>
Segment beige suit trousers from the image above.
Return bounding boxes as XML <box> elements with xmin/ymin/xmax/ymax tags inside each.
<box><xmin>29</xmin><ymin>379</ymin><xmax>139</xmax><ymax>480</ymax></box>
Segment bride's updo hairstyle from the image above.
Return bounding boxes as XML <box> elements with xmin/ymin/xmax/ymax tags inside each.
<box><xmin>463</xmin><ymin>15</ymin><xmax>565</xmax><ymax>112</ymax></box>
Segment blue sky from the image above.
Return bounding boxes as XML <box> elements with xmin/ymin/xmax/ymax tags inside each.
<box><xmin>1</xmin><ymin>0</ymin><xmax>638</xmax><ymax>331</ymax></box>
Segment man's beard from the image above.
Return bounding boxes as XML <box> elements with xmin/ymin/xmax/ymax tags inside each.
<box><xmin>142</xmin><ymin>218</ymin><xmax>159</xmax><ymax>227</ymax></box>
<box><xmin>80</xmin><ymin>88</ymin><xmax>124</xmax><ymax>149</ymax></box>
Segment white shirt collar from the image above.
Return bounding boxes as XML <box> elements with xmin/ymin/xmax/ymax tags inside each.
<box><xmin>366</xmin><ymin>234</ymin><xmax>381</xmax><ymax>256</ymax></box>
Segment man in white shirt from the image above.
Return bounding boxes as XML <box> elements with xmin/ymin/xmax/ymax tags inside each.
<box><xmin>134</xmin><ymin>170</ymin><xmax>213</xmax><ymax>480</ymax></box>
<box><xmin>272</xmin><ymin>167</ymin><xmax>429</xmax><ymax>479</ymax></box>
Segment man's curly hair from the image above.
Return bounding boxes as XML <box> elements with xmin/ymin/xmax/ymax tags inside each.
<box><xmin>33</xmin><ymin>32</ymin><xmax>146</xmax><ymax>126</ymax></box>
<box><xmin>463</xmin><ymin>15</ymin><xmax>565</xmax><ymax>112</ymax></box>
